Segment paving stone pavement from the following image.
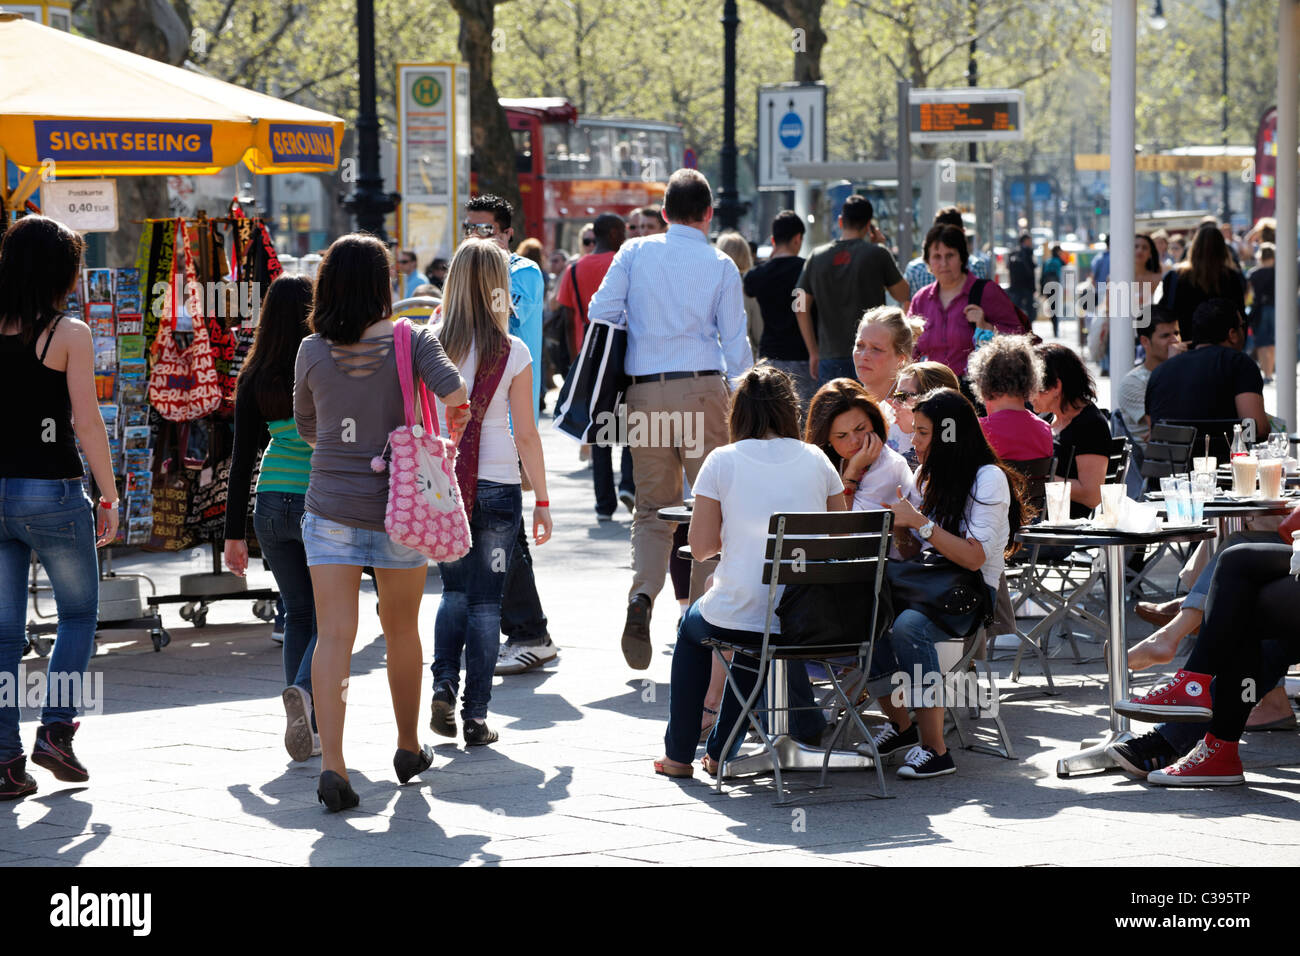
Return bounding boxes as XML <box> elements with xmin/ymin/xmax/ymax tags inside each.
<box><xmin>6</xmin><ymin>398</ymin><xmax>1299</xmax><ymax>867</ymax></box>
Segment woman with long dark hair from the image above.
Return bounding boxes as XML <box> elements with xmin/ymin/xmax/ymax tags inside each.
<box><xmin>223</xmin><ymin>275</ymin><xmax>319</xmax><ymax>763</ymax></box>
<box><xmin>0</xmin><ymin>217</ymin><xmax>117</xmax><ymax>799</ymax></box>
<box><xmin>868</xmin><ymin>388</ymin><xmax>1026</xmax><ymax>779</ymax></box>
<box><xmin>1159</xmin><ymin>223</ymin><xmax>1246</xmax><ymax>339</ymax></box>
<box><xmin>294</xmin><ymin>234</ymin><xmax>469</xmax><ymax>811</ymax></box>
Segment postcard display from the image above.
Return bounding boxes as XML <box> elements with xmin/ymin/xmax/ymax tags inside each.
<box><xmin>71</xmin><ymin>213</ymin><xmax>284</xmax><ymax>642</ymax></box>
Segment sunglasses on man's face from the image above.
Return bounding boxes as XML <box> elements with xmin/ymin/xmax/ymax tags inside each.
<box><xmin>398</xmin><ymin>257</ymin><xmax>414</xmax><ymax>265</ymax></box>
<box><xmin>463</xmin><ymin>222</ymin><xmax>498</xmax><ymax>238</ymax></box>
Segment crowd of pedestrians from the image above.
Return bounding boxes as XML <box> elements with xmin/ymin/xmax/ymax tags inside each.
<box><xmin>2</xmin><ymin>168</ymin><xmax>1297</xmax><ymax>808</ymax></box>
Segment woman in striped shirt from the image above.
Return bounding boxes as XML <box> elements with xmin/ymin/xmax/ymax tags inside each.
<box><xmin>223</xmin><ymin>275</ymin><xmax>319</xmax><ymax>763</ymax></box>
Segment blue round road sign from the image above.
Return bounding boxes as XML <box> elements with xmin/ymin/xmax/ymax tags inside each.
<box><xmin>778</xmin><ymin>111</ymin><xmax>803</xmax><ymax>149</ymax></box>
<box><xmin>683</xmin><ymin>148</ymin><xmax>697</xmax><ymax>169</ymax></box>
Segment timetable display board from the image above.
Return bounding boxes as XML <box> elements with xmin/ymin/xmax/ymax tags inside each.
<box><xmin>908</xmin><ymin>89</ymin><xmax>1024</xmax><ymax>144</ymax></box>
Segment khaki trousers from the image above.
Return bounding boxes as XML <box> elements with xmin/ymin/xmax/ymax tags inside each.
<box><xmin>625</xmin><ymin>375</ymin><xmax>731</xmax><ymax>606</ymax></box>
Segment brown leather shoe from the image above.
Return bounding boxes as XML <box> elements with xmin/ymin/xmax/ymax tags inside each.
<box><xmin>621</xmin><ymin>594</ymin><xmax>652</xmax><ymax>669</ymax></box>
<box><xmin>1135</xmin><ymin>601</ymin><xmax>1179</xmax><ymax>628</ymax></box>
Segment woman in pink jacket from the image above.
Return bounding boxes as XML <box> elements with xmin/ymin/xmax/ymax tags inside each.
<box><xmin>910</xmin><ymin>224</ymin><xmax>1023</xmax><ymax>380</ymax></box>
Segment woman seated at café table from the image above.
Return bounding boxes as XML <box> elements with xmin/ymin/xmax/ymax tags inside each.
<box><xmin>1113</xmin><ymin>540</ymin><xmax>1300</xmax><ymax>786</ymax></box>
<box><xmin>885</xmin><ymin>360</ymin><xmax>960</xmax><ymax>468</ymax></box>
<box><xmin>966</xmin><ymin>334</ymin><xmax>1054</xmax><ymax>464</ymax></box>
<box><xmin>1032</xmin><ymin>343</ymin><xmax>1110</xmax><ymax>518</ymax></box>
<box><xmin>804</xmin><ymin>378</ymin><xmax>918</xmax><ymax>525</ymax></box>
<box><xmin>655</xmin><ymin>363</ymin><xmax>845</xmax><ymax>779</ymax></box>
<box><xmin>865</xmin><ymin>388</ymin><xmax>1027</xmax><ymax>779</ymax></box>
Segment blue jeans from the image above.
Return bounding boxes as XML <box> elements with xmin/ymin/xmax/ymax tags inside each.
<box><xmin>253</xmin><ymin>492</ymin><xmax>315</xmax><ymax>694</ymax></box>
<box><xmin>817</xmin><ymin>357</ymin><xmax>857</xmax><ymax>388</ymax></box>
<box><xmin>664</xmin><ymin>601</ymin><xmax>825</xmax><ymax>765</ymax></box>
<box><xmin>592</xmin><ymin>444</ymin><xmax>635</xmax><ymax>517</ymax></box>
<box><xmin>1182</xmin><ymin>530</ymin><xmax>1276</xmax><ymax>612</ymax></box>
<box><xmin>867</xmin><ymin>609</ymin><xmax>948</xmax><ymax>708</ymax></box>
<box><xmin>0</xmin><ymin>478</ymin><xmax>99</xmax><ymax>761</ymax></box>
<box><xmin>433</xmin><ymin>481</ymin><xmax>522</xmax><ymax>720</ymax></box>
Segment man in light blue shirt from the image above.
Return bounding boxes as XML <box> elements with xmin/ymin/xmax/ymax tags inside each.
<box><xmin>396</xmin><ymin>249</ymin><xmax>429</xmax><ymax>298</ymax></box>
<box><xmin>462</xmin><ymin>195</ymin><xmax>554</xmax><ymax>674</ymax></box>
<box><xmin>587</xmin><ymin>168</ymin><xmax>753</xmax><ymax>669</ymax></box>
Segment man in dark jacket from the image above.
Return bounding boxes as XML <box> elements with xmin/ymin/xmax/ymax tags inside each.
<box><xmin>1008</xmin><ymin>232</ymin><xmax>1037</xmax><ymax>320</ymax></box>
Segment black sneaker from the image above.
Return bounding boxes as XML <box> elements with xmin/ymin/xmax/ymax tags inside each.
<box><xmin>428</xmin><ymin>682</ymin><xmax>457</xmax><ymax>738</ymax></box>
<box><xmin>896</xmin><ymin>745</ymin><xmax>957</xmax><ymax>779</ymax></box>
<box><xmin>857</xmin><ymin>721</ymin><xmax>919</xmax><ymax>761</ymax></box>
<box><xmin>31</xmin><ymin>720</ymin><xmax>88</xmax><ymax>782</ymax></box>
<box><xmin>1106</xmin><ymin>729</ymin><xmax>1179</xmax><ymax>779</ymax></box>
<box><xmin>0</xmin><ymin>755</ymin><xmax>37</xmax><ymax>800</ymax></box>
<box><xmin>464</xmin><ymin>720</ymin><xmax>499</xmax><ymax>746</ymax></box>
<box><xmin>622</xmin><ymin>594</ymin><xmax>653</xmax><ymax>670</ymax></box>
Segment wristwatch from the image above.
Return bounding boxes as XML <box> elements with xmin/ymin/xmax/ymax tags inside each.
<box><xmin>917</xmin><ymin>520</ymin><xmax>935</xmax><ymax>540</ymax></box>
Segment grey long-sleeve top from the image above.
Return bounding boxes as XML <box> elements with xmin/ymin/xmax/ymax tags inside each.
<box><xmin>294</xmin><ymin>325</ymin><xmax>464</xmax><ymax>531</ymax></box>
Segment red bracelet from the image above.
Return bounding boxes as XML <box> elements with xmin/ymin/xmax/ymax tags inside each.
<box><xmin>535</xmin><ymin>500</ymin><xmax>549</xmax><ymax>507</ymax></box>
<box><xmin>454</xmin><ymin>402</ymin><xmax>470</xmax><ymax>409</ymax></box>
<box><xmin>98</xmin><ymin>498</ymin><xmax>116</xmax><ymax>510</ymax></box>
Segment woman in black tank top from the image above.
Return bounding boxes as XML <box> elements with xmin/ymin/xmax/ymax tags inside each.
<box><xmin>0</xmin><ymin>216</ymin><xmax>118</xmax><ymax>801</ymax></box>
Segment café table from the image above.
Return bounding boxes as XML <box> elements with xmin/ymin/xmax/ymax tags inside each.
<box><xmin>656</xmin><ymin>501</ymin><xmax>872</xmax><ymax>775</ymax></box>
<box><xmin>1153</xmin><ymin>491</ymin><xmax>1297</xmax><ymax>549</ymax></box>
<box><xmin>1016</xmin><ymin>523</ymin><xmax>1215</xmax><ymax>777</ymax></box>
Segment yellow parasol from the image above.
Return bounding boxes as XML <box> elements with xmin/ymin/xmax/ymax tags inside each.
<box><xmin>0</xmin><ymin>13</ymin><xmax>344</xmax><ymax>215</ymax></box>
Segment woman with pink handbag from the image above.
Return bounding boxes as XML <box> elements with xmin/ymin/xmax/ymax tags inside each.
<box><xmin>293</xmin><ymin>235</ymin><xmax>469</xmax><ymax>812</ymax></box>
<box><xmin>428</xmin><ymin>239</ymin><xmax>553</xmax><ymax>748</ymax></box>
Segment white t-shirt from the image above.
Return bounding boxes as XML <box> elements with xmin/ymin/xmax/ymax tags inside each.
<box><xmin>917</xmin><ymin>463</ymin><xmax>1010</xmax><ymax>589</ymax></box>
<box><xmin>434</xmin><ymin>334</ymin><xmax>533</xmax><ymax>484</ymax></box>
<box><xmin>851</xmin><ymin>443</ymin><xmax>919</xmax><ymax>513</ymax></box>
<box><xmin>692</xmin><ymin>438</ymin><xmax>843</xmax><ymax>633</ymax></box>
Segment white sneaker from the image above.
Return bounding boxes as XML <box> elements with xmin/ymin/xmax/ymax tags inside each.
<box><xmin>311</xmin><ymin>733</ymin><xmax>321</xmax><ymax>757</ymax></box>
<box><xmin>270</xmin><ymin>631</ymin><xmax>285</xmax><ymax>645</ymax></box>
<box><xmin>495</xmin><ymin>640</ymin><xmax>558</xmax><ymax>675</ymax></box>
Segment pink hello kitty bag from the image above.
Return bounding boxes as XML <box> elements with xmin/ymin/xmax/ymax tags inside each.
<box><xmin>382</xmin><ymin>318</ymin><xmax>471</xmax><ymax>562</ymax></box>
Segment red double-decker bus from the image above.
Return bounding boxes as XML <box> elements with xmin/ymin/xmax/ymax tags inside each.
<box><xmin>499</xmin><ymin>98</ymin><xmax>685</xmax><ymax>253</ymax></box>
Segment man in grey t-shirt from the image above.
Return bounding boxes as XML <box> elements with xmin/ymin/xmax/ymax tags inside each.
<box><xmin>794</xmin><ymin>195</ymin><xmax>909</xmax><ymax>386</ymax></box>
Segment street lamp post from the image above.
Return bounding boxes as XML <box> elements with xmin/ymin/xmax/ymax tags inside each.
<box><xmin>716</xmin><ymin>0</ymin><xmax>745</xmax><ymax>231</ymax></box>
<box><xmin>1219</xmin><ymin>0</ymin><xmax>1231</xmax><ymax>223</ymax></box>
<box><xmin>342</xmin><ymin>0</ymin><xmax>398</xmax><ymax>241</ymax></box>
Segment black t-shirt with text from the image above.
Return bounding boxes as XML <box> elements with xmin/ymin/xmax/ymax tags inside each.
<box><xmin>743</xmin><ymin>255</ymin><xmax>808</xmax><ymax>360</ymax></box>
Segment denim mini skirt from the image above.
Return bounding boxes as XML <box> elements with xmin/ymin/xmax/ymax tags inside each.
<box><xmin>300</xmin><ymin>512</ymin><xmax>428</xmax><ymax>570</ymax></box>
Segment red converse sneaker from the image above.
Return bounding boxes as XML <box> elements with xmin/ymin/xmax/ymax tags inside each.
<box><xmin>1148</xmin><ymin>734</ymin><xmax>1244</xmax><ymax>786</ymax></box>
<box><xmin>1115</xmin><ymin>670</ymin><xmax>1213</xmax><ymax>722</ymax></box>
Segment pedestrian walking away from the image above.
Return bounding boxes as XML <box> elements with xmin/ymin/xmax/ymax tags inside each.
<box><xmin>586</xmin><ymin>168</ymin><xmax>753</xmax><ymax>669</ymax></box>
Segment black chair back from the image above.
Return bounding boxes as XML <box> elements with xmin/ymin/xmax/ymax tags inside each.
<box><xmin>1138</xmin><ymin>423</ymin><xmax>1197</xmax><ymax>481</ymax></box>
<box><xmin>1105</xmin><ymin>436</ymin><xmax>1131</xmax><ymax>484</ymax></box>
<box><xmin>1005</xmin><ymin>456</ymin><xmax>1055</xmax><ymax>515</ymax></box>
<box><xmin>761</xmin><ymin>510</ymin><xmax>893</xmax><ymax>586</ymax></box>
<box><xmin>1160</xmin><ymin>419</ymin><xmax>1240</xmax><ymax>463</ymax></box>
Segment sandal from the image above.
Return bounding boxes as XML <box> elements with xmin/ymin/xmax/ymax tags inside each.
<box><xmin>701</xmin><ymin>755</ymin><xmax>719</xmax><ymax>777</ymax></box>
<box><xmin>654</xmin><ymin>758</ymin><xmax>694</xmax><ymax>779</ymax></box>
<box><xmin>699</xmin><ymin>705</ymin><xmax>719</xmax><ymax>743</ymax></box>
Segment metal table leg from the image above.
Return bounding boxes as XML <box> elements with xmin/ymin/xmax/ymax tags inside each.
<box><xmin>1056</xmin><ymin>544</ymin><xmax>1132</xmax><ymax>775</ymax></box>
<box><xmin>723</xmin><ymin>659</ymin><xmax>873</xmax><ymax>775</ymax></box>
